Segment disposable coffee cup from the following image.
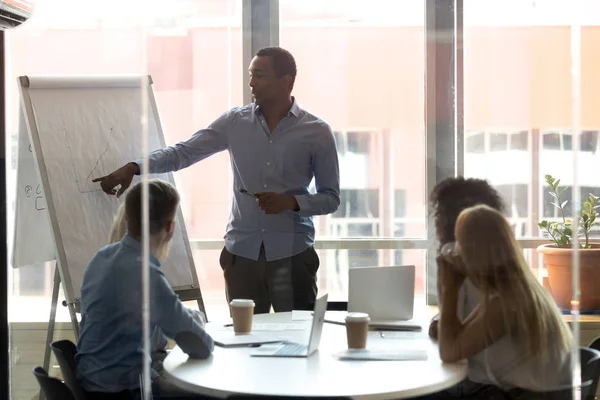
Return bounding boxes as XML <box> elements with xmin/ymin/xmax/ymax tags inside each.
<box><xmin>345</xmin><ymin>312</ymin><xmax>370</xmax><ymax>349</ymax></box>
<box><xmin>230</xmin><ymin>299</ymin><xmax>255</xmax><ymax>334</ymax></box>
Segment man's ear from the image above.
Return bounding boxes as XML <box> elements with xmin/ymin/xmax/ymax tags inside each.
<box><xmin>166</xmin><ymin>219</ymin><xmax>175</xmax><ymax>235</ymax></box>
<box><xmin>282</xmin><ymin>75</ymin><xmax>293</xmax><ymax>91</ymax></box>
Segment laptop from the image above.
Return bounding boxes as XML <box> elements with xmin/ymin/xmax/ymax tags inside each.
<box><xmin>324</xmin><ymin>265</ymin><xmax>422</xmax><ymax>331</ymax></box>
<box><xmin>251</xmin><ymin>293</ymin><xmax>328</xmax><ymax>358</ymax></box>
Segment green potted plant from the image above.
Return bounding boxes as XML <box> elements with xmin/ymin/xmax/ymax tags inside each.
<box><xmin>537</xmin><ymin>174</ymin><xmax>600</xmax><ymax>310</ymax></box>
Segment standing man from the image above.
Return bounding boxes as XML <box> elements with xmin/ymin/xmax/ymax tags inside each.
<box><xmin>94</xmin><ymin>47</ymin><xmax>340</xmax><ymax>314</ymax></box>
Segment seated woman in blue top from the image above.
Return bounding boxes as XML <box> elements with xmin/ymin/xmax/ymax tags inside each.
<box><xmin>106</xmin><ymin>202</ymin><xmax>207</xmax><ymax>396</ymax></box>
<box><xmin>76</xmin><ymin>179</ymin><xmax>214</xmax><ymax>400</ymax></box>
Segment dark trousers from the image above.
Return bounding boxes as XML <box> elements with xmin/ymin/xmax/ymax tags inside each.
<box><xmin>219</xmin><ymin>245</ymin><xmax>319</xmax><ymax>314</ymax></box>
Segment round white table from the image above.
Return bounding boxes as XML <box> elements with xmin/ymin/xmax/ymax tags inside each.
<box><xmin>162</xmin><ymin>311</ymin><xmax>467</xmax><ymax>399</ymax></box>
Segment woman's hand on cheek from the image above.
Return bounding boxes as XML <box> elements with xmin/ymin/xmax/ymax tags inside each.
<box><xmin>437</xmin><ymin>254</ymin><xmax>466</xmax><ymax>290</ymax></box>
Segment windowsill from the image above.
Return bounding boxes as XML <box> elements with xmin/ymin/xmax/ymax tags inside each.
<box><xmin>10</xmin><ymin>299</ymin><xmax>600</xmax><ymax>330</ymax></box>
<box><xmin>427</xmin><ymin>305</ymin><xmax>600</xmax><ymax>330</ymax></box>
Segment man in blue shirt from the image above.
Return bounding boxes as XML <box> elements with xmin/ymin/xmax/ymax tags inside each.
<box><xmin>94</xmin><ymin>47</ymin><xmax>340</xmax><ymax>314</ymax></box>
<box><xmin>76</xmin><ymin>180</ymin><xmax>214</xmax><ymax>399</ymax></box>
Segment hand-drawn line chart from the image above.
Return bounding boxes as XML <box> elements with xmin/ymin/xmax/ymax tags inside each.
<box><xmin>64</xmin><ymin>125</ymin><xmax>115</xmax><ymax>194</ymax></box>
<box><xmin>24</xmin><ymin>184</ymin><xmax>46</xmax><ymax>211</ymax></box>
<box><xmin>35</xmin><ymin>184</ymin><xmax>45</xmax><ymax>211</ymax></box>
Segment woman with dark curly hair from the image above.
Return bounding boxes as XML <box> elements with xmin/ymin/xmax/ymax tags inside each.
<box><xmin>422</xmin><ymin>177</ymin><xmax>505</xmax><ymax>398</ymax></box>
<box><xmin>428</xmin><ymin>176</ymin><xmax>505</xmax><ymax>341</ymax></box>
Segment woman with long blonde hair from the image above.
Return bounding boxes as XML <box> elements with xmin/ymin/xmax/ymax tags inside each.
<box><xmin>98</xmin><ymin>185</ymin><xmax>208</xmax><ymax>398</ymax></box>
<box><xmin>426</xmin><ymin>204</ymin><xmax>572</xmax><ymax>398</ymax></box>
<box><xmin>108</xmin><ymin>202</ymin><xmax>127</xmax><ymax>244</ymax></box>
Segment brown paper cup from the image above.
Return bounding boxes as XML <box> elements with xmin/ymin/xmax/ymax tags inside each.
<box><xmin>345</xmin><ymin>312</ymin><xmax>370</xmax><ymax>349</ymax></box>
<box><xmin>230</xmin><ymin>299</ymin><xmax>255</xmax><ymax>334</ymax></box>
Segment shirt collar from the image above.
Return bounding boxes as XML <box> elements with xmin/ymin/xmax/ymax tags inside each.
<box><xmin>121</xmin><ymin>235</ymin><xmax>161</xmax><ymax>266</ymax></box>
<box><xmin>253</xmin><ymin>97</ymin><xmax>301</xmax><ymax>118</ymax></box>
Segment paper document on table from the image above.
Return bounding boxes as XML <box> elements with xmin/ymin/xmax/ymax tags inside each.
<box><xmin>209</xmin><ymin>323</ymin><xmax>307</xmax><ymax>332</ymax></box>
<box><xmin>252</xmin><ymin>323</ymin><xmax>307</xmax><ymax>331</ymax></box>
<box><xmin>210</xmin><ymin>331</ymin><xmax>285</xmax><ymax>348</ymax></box>
<box><xmin>379</xmin><ymin>331</ymin><xmax>429</xmax><ymax>339</ymax></box>
<box><xmin>333</xmin><ymin>349</ymin><xmax>428</xmax><ymax>361</ymax></box>
<box><xmin>291</xmin><ymin>310</ymin><xmax>313</xmax><ymax>321</ymax></box>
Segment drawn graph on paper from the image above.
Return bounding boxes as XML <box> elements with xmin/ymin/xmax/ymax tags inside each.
<box><xmin>64</xmin><ymin>125</ymin><xmax>116</xmax><ymax>194</ymax></box>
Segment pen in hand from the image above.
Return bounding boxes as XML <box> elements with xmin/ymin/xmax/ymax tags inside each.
<box><xmin>239</xmin><ymin>188</ymin><xmax>259</xmax><ymax>198</ymax></box>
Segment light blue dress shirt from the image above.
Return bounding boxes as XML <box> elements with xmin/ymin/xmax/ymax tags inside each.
<box><xmin>136</xmin><ymin>100</ymin><xmax>340</xmax><ymax>261</ymax></box>
<box><xmin>76</xmin><ymin>235</ymin><xmax>214</xmax><ymax>393</ymax></box>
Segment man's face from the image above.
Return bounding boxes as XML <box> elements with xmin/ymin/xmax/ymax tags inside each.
<box><xmin>248</xmin><ymin>55</ymin><xmax>291</xmax><ymax>105</ymax></box>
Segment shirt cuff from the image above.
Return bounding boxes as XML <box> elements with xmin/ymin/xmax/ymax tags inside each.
<box><xmin>130</xmin><ymin>160</ymin><xmax>142</xmax><ymax>175</ymax></box>
<box><xmin>191</xmin><ymin>309</ymin><xmax>207</xmax><ymax>327</ymax></box>
<box><xmin>294</xmin><ymin>194</ymin><xmax>309</xmax><ymax>213</ymax></box>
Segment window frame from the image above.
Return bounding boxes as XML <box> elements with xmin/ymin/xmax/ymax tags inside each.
<box><xmin>0</xmin><ymin>29</ymin><xmax>8</xmax><ymax>400</ymax></box>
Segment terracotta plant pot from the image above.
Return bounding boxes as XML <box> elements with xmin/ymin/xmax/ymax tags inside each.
<box><xmin>537</xmin><ymin>244</ymin><xmax>600</xmax><ymax>311</ymax></box>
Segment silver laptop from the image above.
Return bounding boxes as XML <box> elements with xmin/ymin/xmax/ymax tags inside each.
<box><xmin>322</xmin><ymin>265</ymin><xmax>421</xmax><ymax>331</ymax></box>
<box><xmin>349</xmin><ymin>265</ymin><xmax>415</xmax><ymax>321</ymax></box>
<box><xmin>251</xmin><ymin>293</ymin><xmax>328</xmax><ymax>358</ymax></box>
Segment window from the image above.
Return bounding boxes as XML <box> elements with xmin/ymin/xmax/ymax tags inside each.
<box><xmin>542</xmin><ymin>133</ymin><xmax>561</xmax><ymax>150</ymax></box>
<box><xmin>334</xmin><ymin>131</ymin><xmax>370</xmax><ymax>154</ymax></box>
<box><xmin>332</xmin><ymin>189</ymin><xmax>379</xmax><ymax>219</ymax></box>
<box><xmin>466</xmin><ymin>132</ymin><xmax>485</xmax><ymax>153</ymax></box>
<box><xmin>509</xmin><ymin>131</ymin><xmax>528</xmax><ymax>150</ymax></box>
<box><xmin>15</xmin><ymin>263</ymin><xmax>48</xmax><ymax>296</ymax></box>
<box><xmin>394</xmin><ymin>189</ymin><xmax>407</xmax><ymax>265</ymax></box>
<box><xmin>334</xmin><ymin>131</ymin><xmax>373</xmax><ymax>190</ymax></box>
<box><xmin>581</xmin><ymin>131</ymin><xmax>599</xmax><ymax>152</ymax></box>
<box><xmin>495</xmin><ymin>184</ymin><xmax>528</xmax><ymax>237</ymax></box>
<box><xmin>280</xmin><ymin>0</ymin><xmax>426</xmax><ymax>300</ymax></box>
<box><xmin>489</xmin><ymin>133</ymin><xmax>508</xmax><ymax>151</ymax></box>
<box><xmin>562</xmin><ymin>133</ymin><xmax>572</xmax><ymax>151</ymax></box>
<box><xmin>346</xmin><ymin>224</ymin><xmax>379</xmax><ymax>268</ymax></box>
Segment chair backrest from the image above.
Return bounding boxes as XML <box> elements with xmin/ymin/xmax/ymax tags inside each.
<box><xmin>33</xmin><ymin>366</ymin><xmax>77</xmax><ymax>400</ymax></box>
<box><xmin>51</xmin><ymin>339</ymin><xmax>87</xmax><ymax>400</ymax></box>
<box><xmin>588</xmin><ymin>335</ymin><xmax>600</xmax><ymax>352</ymax></box>
<box><xmin>580</xmin><ymin>347</ymin><xmax>600</xmax><ymax>400</ymax></box>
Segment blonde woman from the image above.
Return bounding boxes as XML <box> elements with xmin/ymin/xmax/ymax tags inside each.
<box><xmin>78</xmin><ymin>180</ymin><xmax>213</xmax><ymax>400</ymax></box>
<box><xmin>108</xmin><ymin>203</ymin><xmax>127</xmax><ymax>244</ymax></box>
<box><xmin>424</xmin><ymin>204</ymin><xmax>572</xmax><ymax>399</ymax></box>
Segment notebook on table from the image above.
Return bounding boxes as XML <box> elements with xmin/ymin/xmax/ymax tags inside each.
<box><xmin>209</xmin><ymin>331</ymin><xmax>284</xmax><ymax>348</ymax></box>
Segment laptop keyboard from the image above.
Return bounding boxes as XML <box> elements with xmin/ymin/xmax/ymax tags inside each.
<box><xmin>275</xmin><ymin>343</ymin><xmax>307</xmax><ymax>356</ymax></box>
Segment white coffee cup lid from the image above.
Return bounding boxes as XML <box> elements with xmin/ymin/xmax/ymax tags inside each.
<box><xmin>230</xmin><ymin>299</ymin><xmax>255</xmax><ymax>307</ymax></box>
<box><xmin>346</xmin><ymin>312</ymin><xmax>370</xmax><ymax>322</ymax></box>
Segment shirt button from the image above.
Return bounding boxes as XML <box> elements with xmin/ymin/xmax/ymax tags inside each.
<box><xmin>262</xmin><ymin>229</ymin><xmax>266</xmax><ymax>233</ymax></box>
<box><xmin>269</xmin><ymin>140</ymin><xmax>273</xmax><ymax>144</ymax></box>
<box><xmin>266</xmin><ymin>162</ymin><xmax>270</xmax><ymax>166</ymax></box>
<box><xmin>263</xmin><ymin>184</ymin><xmax>267</xmax><ymax>188</ymax></box>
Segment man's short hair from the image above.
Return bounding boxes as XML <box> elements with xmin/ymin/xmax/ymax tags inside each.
<box><xmin>255</xmin><ymin>47</ymin><xmax>297</xmax><ymax>84</ymax></box>
<box><xmin>429</xmin><ymin>176</ymin><xmax>505</xmax><ymax>250</ymax></box>
<box><xmin>125</xmin><ymin>179</ymin><xmax>180</xmax><ymax>237</ymax></box>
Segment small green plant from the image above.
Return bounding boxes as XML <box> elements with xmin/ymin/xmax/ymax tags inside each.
<box><xmin>538</xmin><ymin>174</ymin><xmax>599</xmax><ymax>248</ymax></box>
